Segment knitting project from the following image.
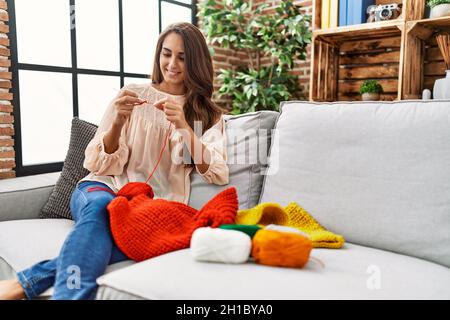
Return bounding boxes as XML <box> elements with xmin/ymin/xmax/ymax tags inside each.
<box><xmin>236</xmin><ymin>202</ymin><xmax>345</xmax><ymax>248</ymax></box>
<box><xmin>107</xmin><ymin>182</ymin><xmax>238</xmax><ymax>261</ymax></box>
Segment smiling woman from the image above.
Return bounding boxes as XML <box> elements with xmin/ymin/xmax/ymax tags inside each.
<box><xmin>0</xmin><ymin>22</ymin><xmax>230</xmax><ymax>301</ymax></box>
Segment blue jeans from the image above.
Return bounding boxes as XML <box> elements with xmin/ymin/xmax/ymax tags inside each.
<box><xmin>16</xmin><ymin>181</ymin><xmax>129</xmax><ymax>300</ymax></box>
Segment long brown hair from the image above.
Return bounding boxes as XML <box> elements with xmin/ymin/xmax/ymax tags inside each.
<box><xmin>151</xmin><ymin>22</ymin><xmax>223</xmax><ymax>133</ymax></box>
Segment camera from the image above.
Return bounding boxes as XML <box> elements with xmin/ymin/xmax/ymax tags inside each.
<box><xmin>367</xmin><ymin>3</ymin><xmax>402</xmax><ymax>23</ymax></box>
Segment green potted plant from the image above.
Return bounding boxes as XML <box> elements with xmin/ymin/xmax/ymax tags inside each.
<box><xmin>359</xmin><ymin>80</ymin><xmax>384</xmax><ymax>101</ymax></box>
<box><xmin>428</xmin><ymin>0</ymin><xmax>450</xmax><ymax>18</ymax></box>
<box><xmin>198</xmin><ymin>0</ymin><xmax>311</xmax><ymax>114</ymax></box>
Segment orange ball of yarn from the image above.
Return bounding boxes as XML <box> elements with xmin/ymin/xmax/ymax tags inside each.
<box><xmin>251</xmin><ymin>229</ymin><xmax>313</xmax><ymax>268</ymax></box>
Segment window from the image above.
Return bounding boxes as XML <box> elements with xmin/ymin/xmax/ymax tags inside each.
<box><xmin>8</xmin><ymin>0</ymin><xmax>196</xmax><ymax>176</ymax></box>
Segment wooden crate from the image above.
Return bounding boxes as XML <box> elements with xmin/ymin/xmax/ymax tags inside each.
<box><xmin>310</xmin><ymin>41</ymin><xmax>339</xmax><ymax>101</ymax></box>
<box><xmin>310</xmin><ymin>0</ymin><xmax>406</xmax><ymax>101</ymax></box>
<box><xmin>403</xmin><ymin>17</ymin><xmax>450</xmax><ymax>99</ymax></box>
<box><xmin>310</xmin><ymin>20</ymin><xmax>404</xmax><ymax>101</ymax></box>
<box><xmin>338</xmin><ymin>34</ymin><xmax>402</xmax><ymax>101</ymax></box>
<box><xmin>309</xmin><ymin>0</ymin><xmax>450</xmax><ymax>101</ymax></box>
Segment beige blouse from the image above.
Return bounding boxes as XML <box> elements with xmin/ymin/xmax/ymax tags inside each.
<box><xmin>80</xmin><ymin>82</ymin><xmax>229</xmax><ymax>204</ymax></box>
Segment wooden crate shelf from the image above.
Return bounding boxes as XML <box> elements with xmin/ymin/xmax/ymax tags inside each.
<box><xmin>310</xmin><ymin>0</ymin><xmax>449</xmax><ymax>102</ymax></box>
<box><xmin>409</xmin><ymin>15</ymin><xmax>450</xmax><ymax>34</ymax></box>
<box><xmin>403</xmin><ymin>16</ymin><xmax>450</xmax><ymax>99</ymax></box>
<box><xmin>314</xmin><ymin>19</ymin><xmax>403</xmax><ymax>44</ymax></box>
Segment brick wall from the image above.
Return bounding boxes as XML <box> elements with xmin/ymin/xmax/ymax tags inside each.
<box><xmin>0</xmin><ymin>0</ymin><xmax>14</xmax><ymax>180</ymax></box>
<box><xmin>201</xmin><ymin>0</ymin><xmax>312</xmax><ymax>110</ymax></box>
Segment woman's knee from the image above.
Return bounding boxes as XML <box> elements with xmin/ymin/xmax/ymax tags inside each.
<box><xmin>79</xmin><ymin>192</ymin><xmax>115</xmax><ymax>220</ymax></box>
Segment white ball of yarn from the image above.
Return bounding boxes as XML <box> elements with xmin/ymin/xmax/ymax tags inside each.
<box><xmin>190</xmin><ymin>227</ymin><xmax>251</xmax><ymax>264</ymax></box>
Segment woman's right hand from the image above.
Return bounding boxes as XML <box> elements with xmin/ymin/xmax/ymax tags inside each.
<box><xmin>112</xmin><ymin>89</ymin><xmax>147</xmax><ymax>128</ymax></box>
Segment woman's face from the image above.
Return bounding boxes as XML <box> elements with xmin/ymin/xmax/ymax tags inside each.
<box><xmin>159</xmin><ymin>32</ymin><xmax>186</xmax><ymax>86</ymax></box>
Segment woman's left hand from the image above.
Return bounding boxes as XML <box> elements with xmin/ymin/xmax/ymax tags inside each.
<box><xmin>154</xmin><ymin>98</ymin><xmax>189</xmax><ymax>130</ymax></box>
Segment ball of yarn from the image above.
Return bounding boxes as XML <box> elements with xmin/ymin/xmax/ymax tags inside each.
<box><xmin>190</xmin><ymin>227</ymin><xmax>252</xmax><ymax>264</ymax></box>
<box><xmin>219</xmin><ymin>224</ymin><xmax>261</xmax><ymax>238</ymax></box>
<box><xmin>264</xmin><ymin>224</ymin><xmax>311</xmax><ymax>239</ymax></box>
<box><xmin>251</xmin><ymin>229</ymin><xmax>312</xmax><ymax>268</ymax></box>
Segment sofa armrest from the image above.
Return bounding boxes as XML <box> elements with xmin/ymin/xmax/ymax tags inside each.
<box><xmin>0</xmin><ymin>172</ymin><xmax>61</xmax><ymax>221</ymax></box>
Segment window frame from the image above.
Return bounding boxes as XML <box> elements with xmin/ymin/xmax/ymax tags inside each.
<box><xmin>8</xmin><ymin>0</ymin><xmax>197</xmax><ymax>176</ymax></box>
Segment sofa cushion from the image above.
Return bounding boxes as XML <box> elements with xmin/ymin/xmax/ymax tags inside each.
<box><xmin>189</xmin><ymin>111</ymin><xmax>279</xmax><ymax>210</ymax></box>
<box><xmin>0</xmin><ymin>172</ymin><xmax>60</xmax><ymax>221</ymax></box>
<box><xmin>259</xmin><ymin>100</ymin><xmax>450</xmax><ymax>267</ymax></box>
<box><xmin>0</xmin><ymin>219</ymin><xmax>134</xmax><ymax>299</ymax></box>
<box><xmin>0</xmin><ymin>219</ymin><xmax>75</xmax><ymax>276</ymax></box>
<box><xmin>96</xmin><ymin>244</ymin><xmax>450</xmax><ymax>300</ymax></box>
<box><xmin>40</xmin><ymin>117</ymin><xmax>98</xmax><ymax>219</ymax></box>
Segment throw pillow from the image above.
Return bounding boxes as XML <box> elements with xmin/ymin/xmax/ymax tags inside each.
<box><xmin>40</xmin><ymin>117</ymin><xmax>98</xmax><ymax>219</ymax></box>
<box><xmin>189</xmin><ymin>111</ymin><xmax>279</xmax><ymax>210</ymax></box>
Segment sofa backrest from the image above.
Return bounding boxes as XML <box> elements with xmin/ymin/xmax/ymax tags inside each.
<box><xmin>189</xmin><ymin>111</ymin><xmax>279</xmax><ymax>210</ymax></box>
<box><xmin>259</xmin><ymin>100</ymin><xmax>450</xmax><ymax>267</ymax></box>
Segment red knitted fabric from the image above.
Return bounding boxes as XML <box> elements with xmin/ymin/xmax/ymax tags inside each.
<box><xmin>107</xmin><ymin>182</ymin><xmax>238</xmax><ymax>262</ymax></box>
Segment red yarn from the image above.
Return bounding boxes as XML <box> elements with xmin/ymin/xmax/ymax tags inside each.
<box><xmin>145</xmin><ymin>122</ymin><xmax>172</xmax><ymax>184</ymax></box>
<box><xmin>107</xmin><ymin>184</ymin><xmax>238</xmax><ymax>261</ymax></box>
<box><xmin>87</xmin><ymin>123</ymin><xmax>173</xmax><ymax>195</ymax></box>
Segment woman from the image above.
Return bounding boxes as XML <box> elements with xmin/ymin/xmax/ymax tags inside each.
<box><xmin>0</xmin><ymin>22</ymin><xmax>229</xmax><ymax>300</ymax></box>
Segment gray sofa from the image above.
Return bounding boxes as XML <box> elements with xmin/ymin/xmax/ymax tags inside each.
<box><xmin>1</xmin><ymin>101</ymin><xmax>449</xmax><ymax>300</ymax></box>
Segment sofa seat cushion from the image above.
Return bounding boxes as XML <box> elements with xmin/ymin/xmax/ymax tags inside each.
<box><xmin>0</xmin><ymin>219</ymin><xmax>75</xmax><ymax>277</ymax></box>
<box><xmin>96</xmin><ymin>244</ymin><xmax>450</xmax><ymax>300</ymax></box>
<box><xmin>0</xmin><ymin>219</ymin><xmax>134</xmax><ymax>299</ymax></box>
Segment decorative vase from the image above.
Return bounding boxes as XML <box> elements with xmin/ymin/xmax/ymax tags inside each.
<box><xmin>433</xmin><ymin>70</ymin><xmax>450</xmax><ymax>99</ymax></box>
<box><xmin>430</xmin><ymin>4</ymin><xmax>450</xmax><ymax>18</ymax></box>
<box><xmin>361</xmin><ymin>92</ymin><xmax>380</xmax><ymax>101</ymax></box>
